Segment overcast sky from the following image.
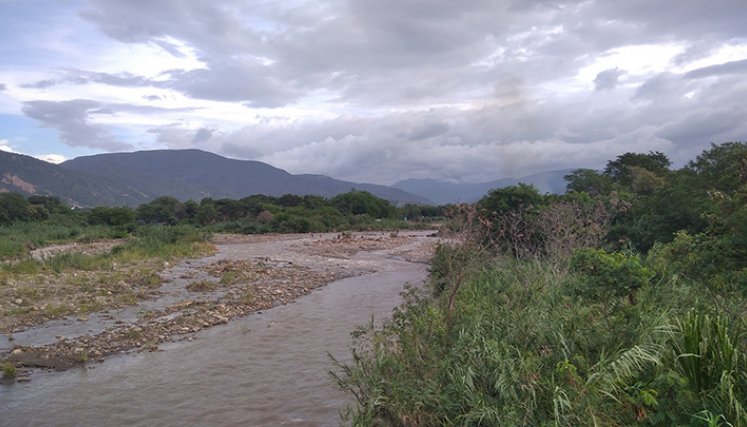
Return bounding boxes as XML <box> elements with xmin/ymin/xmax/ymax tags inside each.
<box><xmin>1</xmin><ymin>0</ymin><xmax>746</xmax><ymax>184</ymax></box>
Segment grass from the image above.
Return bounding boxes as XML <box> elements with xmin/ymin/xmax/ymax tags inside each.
<box><xmin>0</xmin><ymin>224</ymin><xmax>215</xmax><ymax>326</ymax></box>
<box><xmin>2</xmin><ymin>362</ymin><xmax>16</xmax><ymax>379</ymax></box>
<box><xmin>333</xmin><ymin>245</ymin><xmax>747</xmax><ymax>426</ymax></box>
<box><xmin>240</xmin><ymin>288</ymin><xmax>255</xmax><ymax>305</ymax></box>
<box><xmin>219</xmin><ymin>271</ymin><xmax>236</xmax><ymax>285</ymax></box>
<box><xmin>186</xmin><ymin>279</ymin><xmax>218</xmax><ymax>292</ymax></box>
<box><xmin>0</xmin><ymin>222</ymin><xmax>118</xmax><ymax>261</ymax></box>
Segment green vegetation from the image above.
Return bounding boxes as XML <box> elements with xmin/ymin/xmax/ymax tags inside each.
<box><xmin>0</xmin><ymin>189</ymin><xmax>440</xmax><ymax>326</ymax></box>
<box><xmin>0</xmin><ymin>190</ymin><xmax>442</xmax><ymax>262</ymax></box>
<box><xmin>2</xmin><ymin>361</ymin><xmax>16</xmax><ymax>379</ymax></box>
<box><xmin>334</xmin><ymin>142</ymin><xmax>747</xmax><ymax>426</ymax></box>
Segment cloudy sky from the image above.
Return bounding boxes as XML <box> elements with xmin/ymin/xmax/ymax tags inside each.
<box><xmin>1</xmin><ymin>0</ymin><xmax>746</xmax><ymax>184</ymax></box>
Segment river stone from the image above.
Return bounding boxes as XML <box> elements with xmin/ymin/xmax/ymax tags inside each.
<box><xmin>14</xmin><ymin>299</ymin><xmax>23</xmax><ymax>305</ymax></box>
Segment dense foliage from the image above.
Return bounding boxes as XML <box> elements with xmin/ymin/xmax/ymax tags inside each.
<box><xmin>334</xmin><ymin>142</ymin><xmax>747</xmax><ymax>426</ymax></box>
<box><xmin>0</xmin><ymin>190</ymin><xmax>442</xmax><ymax>261</ymax></box>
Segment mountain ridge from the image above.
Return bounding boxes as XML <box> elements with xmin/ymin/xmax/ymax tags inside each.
<box><xmin>1</xmin><ymin>149</ymin><xmax>431</xmax><ymax>207</ymax></box>
<box><xmin>393</xmin><ymin>170</ymin><xmax>572</xmax><ymax>205</ymax></box>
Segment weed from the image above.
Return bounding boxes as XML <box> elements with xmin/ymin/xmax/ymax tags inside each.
<box><xmin>2</xmin><ymin>362</ymin><xmax>16</xmax><ymax>379</ymax></box>
<box><xmin>122</xmin><ymin>327</ymin><xmax>143</xmax><ymax>340</ymax></box>
<box><xmin>240</xmin><ymin>289</ymin><xmax>255</xmax><ymax>305</ymax></box>
<box><xmin>132</xmin><ymin>271</ymin><xmax>162</xmax><ymax>288</ymax></box>
<box><xmin>43</xmin><ymin>304</ymin><xmax>70</xmax><ymax>319</ymax></box>
<box><xmin>219</xmin><ymin>271</ymin><xmax>236</xmax><ymax>285</ymax></box>
<box><xmin>186</xmin><ymin>279</ymin><xmax>218</xmax><ymax>292</ymax></box>
<box><xmin>15</xmin><ymin>286</ymin><xmax>40</xmax><ymax>300</ymax></box>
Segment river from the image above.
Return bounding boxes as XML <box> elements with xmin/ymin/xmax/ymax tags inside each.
<box><xmin>0</xmin><ymin>234</ymin><xmax>431</xmax><ymax>426</ymax></box>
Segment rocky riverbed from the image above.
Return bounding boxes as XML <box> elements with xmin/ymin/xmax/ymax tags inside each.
<box><xmin>1</xmin><ymin>230</ymin><xmax>438</xmax><ymax>383</ymax></box>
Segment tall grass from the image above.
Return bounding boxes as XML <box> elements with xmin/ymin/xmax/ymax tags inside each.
<box><xmin>0</xmin><ymin>221</ymin><xmax>120</xmax><ymax>260</ymax></box>
<box><xmin>333</xmin><ymin>246</ymin><xmax>747</xmax><ymax>426</ymax></box>
<box><xmin>1</xmin><ymin>224</ymin><xmax>213</xmax><ymax>275</ymax></box>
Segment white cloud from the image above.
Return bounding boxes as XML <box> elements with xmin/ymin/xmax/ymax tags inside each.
<box><xmin>36</xmin><ymin>153</ymin><xmax>67</xmax><ymax>164</ymax></box>
<box><xmin>0</xmin><ymin>139</ymin><xmax>18</xmax><ymax>153</ymax></box>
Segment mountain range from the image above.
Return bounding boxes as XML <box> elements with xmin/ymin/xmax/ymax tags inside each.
<box><xmin>1</xmin><ymin>149</ymin><xmax>430</xmax><ymax>207</ymax></box>
<box><xmin>393</xmin><ymin>170</ymin><xmax>571</xmax><ymax>205</ymax></box>
<box><xmin>1</xmin><ymin>148</ymin><xmax>571</xmax><ymax>207</ymax></box>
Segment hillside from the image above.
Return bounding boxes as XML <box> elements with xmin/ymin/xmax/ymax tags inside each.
<box><xmin>0</xmin><ymin>150</ymin><xmax>151</xmax><ymax>207</ymax></box>
<box><xmin>57</xmin><ymin>149</ymin><xmax>431</xmax><ymax>206</ymax></box>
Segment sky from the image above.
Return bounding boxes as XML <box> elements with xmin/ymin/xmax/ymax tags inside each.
<box><xmin>1</xmin><ymin>0</ymin><xmax>746</xmax><ymax>185</ymax></box>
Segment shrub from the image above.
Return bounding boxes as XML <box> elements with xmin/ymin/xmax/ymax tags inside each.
<box><xmin>570</xmin><ymin>248</ymin><xmax>654</xmax><ymax>303</ymax></box>
<box><xmin>2</xmin><ymin>362</ymin><xmax>16</xmax><ymax>379</ymax></box>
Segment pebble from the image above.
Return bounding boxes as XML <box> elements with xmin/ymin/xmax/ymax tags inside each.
<box><xmin>14</xmin><ymin>299</ymin><xmax>23</xmax><ymax>305</ymax></box>
<box><xmin>11</xmin><ymin>348</ymin><xmax>23</xmax><ymax>355</ymax></box>
<box><xmin>17</xmin><ymin>377</ymin><xmax>31</xmax><ymax>383</ymax></box>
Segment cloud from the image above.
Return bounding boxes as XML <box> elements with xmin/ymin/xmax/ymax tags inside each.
<box><xmin>686</xmin><ymin>58</ymin><xmax>747</xmax><ymax>79</ymax></box>
<box><xmin>21</xmin><ymin>100</ymin><xmax>132</xmax><ymax>151</ymax></box>
<box><xmin>191</xmin><ymin>127</ymin><xmax>214</xmax><ymax>143</ymax></box>
<box><xmin>22</xmin><ymin>70</ymin><xmax>155</xmax><ymax>90</ymax></box>
<box><xmin>594</xmin><ymin>68</ymin><xmax>624</xmax><ymax>91</ymax></box>
<box><xmin>0</xmin><ymin>83</ymin><xmax>6</xmax><ymax>91</ymax></box>
<box><xmin>36</xmin><ymin>153</ymin><xmax>67</xmax><ymax>164</ymax></box>
<box><xmin>0</xmin><ymin>139</ymin><xmax>18</xmax><ymax>153</ymax></box>
<box><xmin>2</xmin><ymin>0</ymin><xmax>746</xmax><ymax>184</ymax></box>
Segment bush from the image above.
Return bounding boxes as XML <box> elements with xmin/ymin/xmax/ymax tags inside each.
<box><xmin>570</xmin><ymin>248</ymin><xmax>654</xmax><ymax>303</ymax></box>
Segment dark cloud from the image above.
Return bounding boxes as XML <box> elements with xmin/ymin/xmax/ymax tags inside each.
<box><xmin>405</xmin><ymin>121</ymin><xmax>450</xmax><ymax>141</ymax></box>
<box><xmin>686</xmin><ymin>59</ymin><xmax>747</xmax><ymax>79</ymax></box>
<box><xmin>22</xmin><ymin>100</ymin><xmax>132</xmax><ymax>151</ymax></box>
<box><xmin>191</xmin><ymin>127</ymin><xmax>214</xmax><ymax>143</ymax></box>
<box><xmin>0</xmin><ymin>83</ymin><xmax>6</xmax><ymax>91</ymax></box>
<box><xmin>167</xmin><ymin>62</ymin><xmax>303</xmax><ymax>106</ymax></box>
<box><xmin>594</xmin><ymin>68</ymin><xmax>624</xmax><ymax>91</ymax></box>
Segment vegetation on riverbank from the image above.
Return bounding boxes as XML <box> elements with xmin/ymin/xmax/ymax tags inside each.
<box><xmin>0</xmin><ymin>189</ymin><xmax>439</xmax><ymax>331</ymax></box>
<box><xmin>334</xmin><ymin>142</ymin><xmax>747</xmax><ymax>426</ymax></box>
<box><xmin>0</xmin><ymin>190</ymin><xmax>442</xmax><ymax>261</ymax></box>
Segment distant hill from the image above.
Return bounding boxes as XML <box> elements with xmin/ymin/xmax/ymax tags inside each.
<box><xmin>54</xmin><ymin>149</ymin><xmax>431</xmax><ymax>206</ymax></box>
<box><xmin>393</xmin><ymin>170</ymin><xmax>572</xmax><ymax>205</ymax></box>
<box><xmin>0</xmin><ymin>150</ymin><xmax>152</xmax><ymax>207</ymax></box>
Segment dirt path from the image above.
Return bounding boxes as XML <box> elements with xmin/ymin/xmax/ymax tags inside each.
<box><xmin>1</xmin><ymin>230</ymin><xmax>438</xmax><ymax>382</ymax></box>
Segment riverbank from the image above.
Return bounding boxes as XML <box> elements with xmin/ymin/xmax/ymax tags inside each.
<box><xmin>1</xmin><ymin>230</ymin><xmax>438</xmax><ymax>382</ymax></box>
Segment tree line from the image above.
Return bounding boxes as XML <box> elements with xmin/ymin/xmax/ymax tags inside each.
<box><xmin>0</xmin><ymin>189</ymin><xmax>443</xmax><ymax>234</ymax></box>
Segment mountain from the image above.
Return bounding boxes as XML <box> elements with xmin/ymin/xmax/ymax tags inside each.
<box><xmin>393</xmin><ymin>170</ymin><xmax>572</xmax><ymax>205</ymax></box>
<box><xmin>0</xmin><ymin>150</ymin><xmax>153</xmax><ymax>207</ymax></box>
<box><xmin>58</xmin><ymin>149</ymin><xmax>431</xmax><ymax>206</ymax></box>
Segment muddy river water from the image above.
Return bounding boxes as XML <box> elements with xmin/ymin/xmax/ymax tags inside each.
<box><xmin>0</xmin><ymin>232</ymin><xmax>433</xmax><ymax>426</ymax></box>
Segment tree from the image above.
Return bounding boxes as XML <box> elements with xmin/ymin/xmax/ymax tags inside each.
<box><xmin>476</xmin><ymin>184</ymin><xmax>547</xmax><ymax>258</ymax></box>
<box><xmin>87</xmin><ymin>206</ymin><xmax>135</xmax><ymax>226</ymax></box>
<box><xmin>330</xmin><ymin>191</ymin><xmax>394</xmax><ymax>218</ymax></box>
<box><xmin>477</xmin><ymin>183</ymin><xmax>544</xmax><ymax>217</ymax></box>
<box><xmin>604</xmin><ymin>151</ymin><xmax>671</xmax><ymax>186</ymax></box>
<box><xmin>136</xmin><ymin>196</ymin><xmax>184</xmax><ymax>224</ymax></box>
<box><xmin>195</xmin><ymin>204</ymin><xmax>218</xmax><ymax>225</ymax></box>
<box><xmin>0</xmin><ymin>192</ymin><xmax>29</xmax><ymax>224</ymax></box>
<box><xmin>565</xmin><ymin>169</ymin><xmax>614</xmax><ymax>196</ymax></box>
<box><xmin>686</xmin><ymin>141</ymin><xmax>747</xmax><ymax>192</ymax></box>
